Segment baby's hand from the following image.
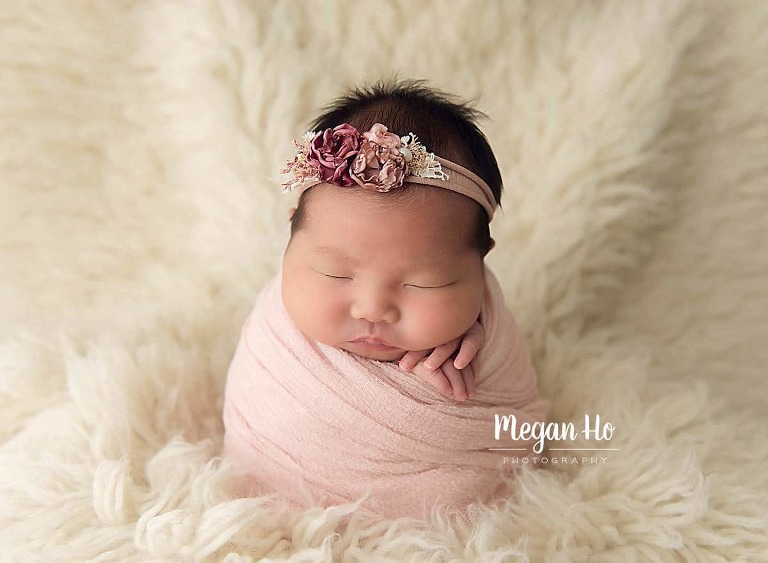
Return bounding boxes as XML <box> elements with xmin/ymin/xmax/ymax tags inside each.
<box><xmin>398</xmin><ymin>321</ymin><xmax>484</xmax><ymax>401</ymax></box>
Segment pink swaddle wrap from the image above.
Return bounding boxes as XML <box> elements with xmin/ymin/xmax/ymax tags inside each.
<box><xmin>222</xmin><ymin>265</ymin><xmax>549</xmax><ymax>519</ymax></box>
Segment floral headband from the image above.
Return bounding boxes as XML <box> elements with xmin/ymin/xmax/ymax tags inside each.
<box><xmin>278</xmin><ymin>123</ymin><xmax>496</xmax><ymax>220</ymax></box>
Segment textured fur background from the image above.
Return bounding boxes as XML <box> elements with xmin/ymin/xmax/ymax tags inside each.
<box><xmin>1</xmin><ymin>0</ymin><xmax>767</xmax><ymax>560</ymax></box>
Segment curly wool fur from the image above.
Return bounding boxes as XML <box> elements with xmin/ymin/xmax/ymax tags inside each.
<box><xmin>1</xmin><ymin>0</ymin><xmax>766</xmax><ymax>561</ymax></box>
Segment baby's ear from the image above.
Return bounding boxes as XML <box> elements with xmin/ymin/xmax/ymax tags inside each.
<box><xmin>288</xmin><ymin>207</ymin><xmax>296</xmax><ymax>221</ymax></box>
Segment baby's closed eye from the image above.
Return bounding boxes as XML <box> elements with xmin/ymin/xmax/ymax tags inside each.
<box><xmin>314</xmin><ymin>269</ymin><xmax>455</xmax><ymax>289</ymax></box>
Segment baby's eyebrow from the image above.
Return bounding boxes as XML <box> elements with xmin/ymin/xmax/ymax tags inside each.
<box><xmin>314</xmin><ymin>246</ymin><xmax>359</xmax><ymax>265</ymax></box>
<box><xmin>315</xmin><ymin>245</ymin><xmax>457</xmax><ymax>268</ymax></box>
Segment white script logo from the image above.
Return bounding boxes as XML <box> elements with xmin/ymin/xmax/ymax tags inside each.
<box><xmin>494</xmin><ymin>414</ymin><xmax>615</xmax><ymax>454</ymax></box>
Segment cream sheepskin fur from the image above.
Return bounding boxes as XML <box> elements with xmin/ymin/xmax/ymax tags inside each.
<box><xmin>1</xmin><ymin>0</ymin><xmax>766</xmax><ymax>561</ymax></box>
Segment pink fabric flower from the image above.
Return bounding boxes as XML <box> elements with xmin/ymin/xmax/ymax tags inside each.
<box><xmin>307</xmin><ymin>123</ymin><xmax>360</xmax><ymax>186</ymax></box>
<box><xmin>363</xmin><ymin>123</ymin><xmax>403</xmax><ymax>150</ymax></box>
<box><xmin>350</xmin><ymin>124</ymin><xmax>408</xmax><ymax>192</ymax></box>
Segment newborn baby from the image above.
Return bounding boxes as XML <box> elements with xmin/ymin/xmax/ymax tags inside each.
<box><xmin>282</xmin><ymin>174</ymin><xmax>487</xmax><ymax>401</ymax></box>
<box><xmin>222</xmin><ymin>80</ymin><xmax>549</xmax><ymax>520</ymax></box>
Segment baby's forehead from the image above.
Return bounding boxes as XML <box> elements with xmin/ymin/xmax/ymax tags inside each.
<box><xmin>299</xmin><ymin>185</ymin><xmax>477</xmax><ymax>258</ymax></box>
<box><xmin>306</xmin><ymin>183</ymin><xmax>477</xmax><ymax>230</ymax></box>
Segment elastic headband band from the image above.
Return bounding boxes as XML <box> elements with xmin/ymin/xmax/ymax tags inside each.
<box><xmin>406</xmin><ymin>156</ymin><xmax>496</xmax><ymax>220</ymax></box>
<box><xmin>278</xmin><ymin>123</ymin><xmax>497</xmax><ymax>220</ymax></box>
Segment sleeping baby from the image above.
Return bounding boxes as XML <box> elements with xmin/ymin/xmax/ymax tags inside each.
<box><xmin>222</xmin><ymin>80</ymin><xmax>550</xmax><ymax>520</ymax></box>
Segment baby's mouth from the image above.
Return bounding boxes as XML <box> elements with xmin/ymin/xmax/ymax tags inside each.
<box><xmin>349</xmin><ymin>337</ymin><xmax>398</xmax><ymax>351</ymax></box>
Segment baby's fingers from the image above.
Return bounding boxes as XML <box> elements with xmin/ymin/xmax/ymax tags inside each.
<box><xmin>461</xmin><ymin>362</ymin><xmax>476</xmax><ymax>399</ymax></box>
<box><xmin>441</xmin><ymin>361</ymin><xmax>468</xmax><ymax>401</ymax></box>
<box><xmin>423</xmin><ymin>340</ymin><xmax>460</xmax><ymax>371</ymax></box>
<box><xmin>411</xmin><ymin>362</ymin><xmax>453</xmax><ymax>397</ymax></box>
<box><xmin>454</xmin><ymin>322</ymin><xmax>484</xmax><ymax>369</ymax></box>
<box><xmin>453</xmin><ymin>340</ymin><xmax>478</xmax><ymax>370</ymax></box>
<box><xmin>399</xmin><ymin>350</ymin><xmax>429</xmax><ymax>372</ymax></box>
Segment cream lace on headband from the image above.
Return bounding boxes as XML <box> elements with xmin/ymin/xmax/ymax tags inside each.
<box><xmin>278</xmin><ymin>123</ymin><xmax>496</xmax><ymax>220</ymax></box>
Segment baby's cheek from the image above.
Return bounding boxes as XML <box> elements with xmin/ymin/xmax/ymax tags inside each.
<box><xmin>303</xmin><ymin>292</ymin><xmax>348</xmax><ymax>341</ymax></box>
<box><xmin>284</xmin><ymin>280</ymin><xmax>334</xmax><ymax>340</ymax></box>
<box><xmin>407</xmin><ymin>296</ymin><xmax>477</xmax><ymax>348</ymax></box>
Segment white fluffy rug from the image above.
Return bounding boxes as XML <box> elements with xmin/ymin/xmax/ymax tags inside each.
<box><xmin>2</xmin><ymin>0</ymin><xmax>767</xmax><ymax>560</ymax></box>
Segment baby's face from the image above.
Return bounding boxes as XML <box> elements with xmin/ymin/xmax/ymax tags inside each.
<box><xmin>281</xmin><ymin>184</ymin><xmax>486</xmax><ymax>362</ymax></box>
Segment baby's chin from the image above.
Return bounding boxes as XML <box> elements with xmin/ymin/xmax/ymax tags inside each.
<box><xmin>337</xmin><ymin>342</ymin><xmax>406</xmax><ymax>363</ymax></box>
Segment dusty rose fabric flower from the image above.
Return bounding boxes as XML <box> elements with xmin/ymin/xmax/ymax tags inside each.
<box><xmin>307</xmin><ymin>123</ymin><xmax>360</xmax><ymax>186</ymax></box>
<box><xmin>350</xmin><ymin>124</ymin><xmax>408</xmax><ymax>192</ymax></box>
<box><xmin>363</xmin><ymin>123</ymin><xmax>403</xmax><ymax>150</ymax></box>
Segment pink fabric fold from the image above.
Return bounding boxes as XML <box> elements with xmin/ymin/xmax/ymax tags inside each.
<box><xmin>222</xmin><ymin>265</ymin><xmax>549</xmax><ymax>519</ymax></box>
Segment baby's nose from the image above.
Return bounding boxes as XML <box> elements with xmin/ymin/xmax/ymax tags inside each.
<box><xmin>350</xmin><ymin>290</ymin><xmax>399</xmax><ymax>324</ymax></box>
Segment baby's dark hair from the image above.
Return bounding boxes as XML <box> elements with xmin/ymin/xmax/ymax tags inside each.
<box><xmin>290</xmin><ymin>77</ymin><xmax>503</xmax><ymax>257</ymax></box>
